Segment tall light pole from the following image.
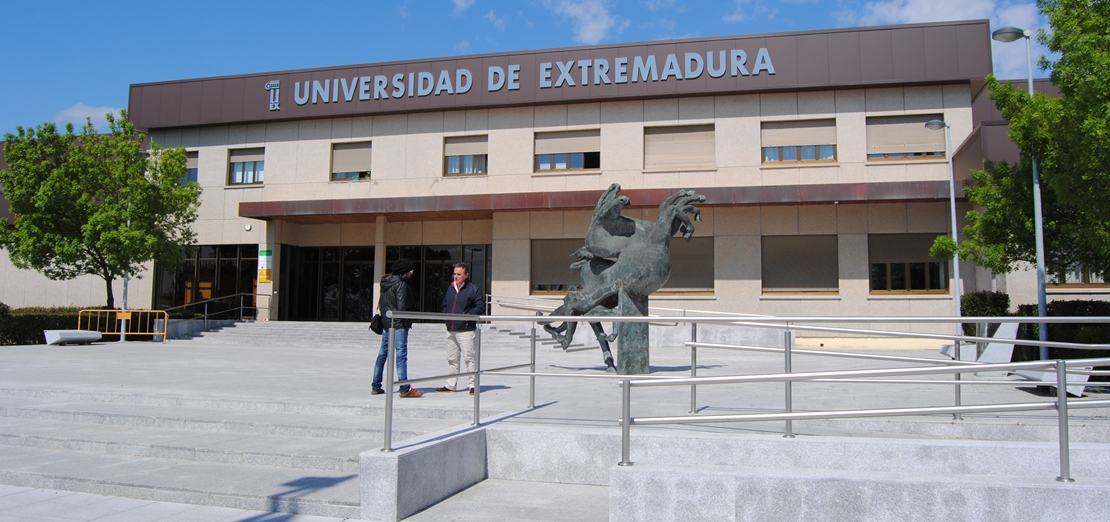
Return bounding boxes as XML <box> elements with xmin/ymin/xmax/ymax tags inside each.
<box><xmin>925</xmin><ymin>119</ymin><xmax>962</xmax><ymax>332</ymax></box>
<box><xmin>993</xmin><ymin>25</ymin><xmax>1049</xmax><ymax>360</ymax></box>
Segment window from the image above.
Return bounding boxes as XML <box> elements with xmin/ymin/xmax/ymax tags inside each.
<box><xmin>228</xmin><ymin>148</ymin><xmax>265</xmax><ymax>185</ymax></box>
<box><xmin>182</xmin><ymin>151</ymin><xmax>198</xmax><ymax>184</ymax></box>
<box><xmin>530</xmin><ymin>238</ymin><xmax>714</xmax><ymax>294</ymax></box>
<box><xmin>444</xmin><ymin>135</ymin><xmax>488</xmax><ymax>176</ymax></box>
<box><xmin>761</xmin><ymin>120</ymin><xmax>837</xmax><ymax>164</ymax></box>
<box><xmin>869</xmin><ymin>234</ymin><xmax>948</xmax><ymax>293</ymax></box>
<box><xmin>762</xmin><ymin>235</ymin><xmax>838</xmax><ymax>293</ymax></box>
<box><xmin>865</xmin><ymin>114</ymin><xmax>945</xmax><ymax>160</ymax></box>
<box><xmin>644</xmin><ymin>125</ymin><xmax>715</xmax><ymax>171</ymax></box>
<box><xmin>1056</xmin><ymin>264</ymin><xmax>1107</xmax><ymax>286</ymax></box>
<box><xmin>535</xmin><ymin>130</ymin><xmax>601</xmax><ymax>172</ymax></box>
<box><xmin>331</xmin><ymin>142</ymin><xmax>372</xmax><ymax>181</ymax></box>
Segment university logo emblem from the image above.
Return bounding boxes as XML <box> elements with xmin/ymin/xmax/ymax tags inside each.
<box><xmin>265</xmin><ymin>81</ymin><xmax>281</xmax><ymax>111</ymax></box>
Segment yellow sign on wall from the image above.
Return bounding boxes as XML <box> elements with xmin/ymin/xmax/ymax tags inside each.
<box><xmin>259</xmin><ymin>268</ymin><xmax>272</xmax><ymax>283</ymax></box>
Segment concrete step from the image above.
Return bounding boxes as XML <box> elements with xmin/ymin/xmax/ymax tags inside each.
<box><xmin>0</xmin><ymin>445</ymin><xmax>361</xmax><ymax>518</ymax></box>
<box><xmin>0</xmin><ymin>389</ymin><xmax>481</xmax><ymax>518</ymax></box>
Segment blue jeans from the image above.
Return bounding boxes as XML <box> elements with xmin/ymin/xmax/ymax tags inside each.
<box><xmin>373</xmin><ymin>327</ymin><xmax>410</xmax><ymax>393</ymax></box>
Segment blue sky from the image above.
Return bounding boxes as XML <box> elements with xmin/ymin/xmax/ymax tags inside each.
<box><xmin>0</xmin><ymin>0</ymin><xmax>1050</xmax><ymax>135</ymax></box>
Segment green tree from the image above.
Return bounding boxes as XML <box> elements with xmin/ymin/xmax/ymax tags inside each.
<box><xmin>0</xmin><ymin>111</ymin><xmax>201</xmax><ymax>309</ymax></box>
<box><xmin>936</xmin><ymin>0</ymin><xmax>1110</xmax><ymax>278</ymax></box>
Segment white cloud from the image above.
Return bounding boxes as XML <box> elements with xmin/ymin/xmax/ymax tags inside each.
<box><xmin>484</xmin><ymin>10</ymin><xmax>506</xmax><ymax>30</ymax></box>
<box><xmin>851</xmin><ymin>1</ymin><xmax>1051</xmax><ymax>80</ymax></box>
<box><xmin>52</xmin><ymin>103</ymin><xmax>119</xmax><ymax>132</ymax></box>
<box><xmin>453</xmin><ymin>0</ymin><xmax>476</xmax><ymax>12</ymax></box>
<box><xmin>645</xmin><ymin>0</ymin><xmax>676</xmax><ymax>10</ymax></box>
<box><xmin>856</xmin><ymin>0</ymin><xmax>996</xmax><ymax>26</ymax></box>
<box><xmin>723</xmin><ymin>0</ymin><xmax>773</xmax><ymax>23</ymax></box>
<box><xmin>542</xmin><ymin>0</ymin><xmax>627</xmax><ymax>45</ymax></box>
<box><xmin>455</xmin><ymin>40</ymin><xmax>471</xmax><ymax>52</ymax></box>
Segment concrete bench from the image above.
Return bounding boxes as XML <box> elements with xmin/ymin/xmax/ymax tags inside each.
<box><xmin>44</xmin><ymin>330</ymin><xmax>102</xmax><ymax>346</ymax></box>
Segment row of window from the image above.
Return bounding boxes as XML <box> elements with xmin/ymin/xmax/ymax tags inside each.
<box><xmin>530</xmin><ymin>234</ymin><xmax>954</xmax><ymax>295</ymax></box>
<box><xmin>191</xmin><ymin>114</ymin><xmax>946</xmax><ymax>186</ymax></box>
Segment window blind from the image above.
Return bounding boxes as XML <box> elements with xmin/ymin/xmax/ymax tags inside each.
<box><xmin>644</xmin><ymin>125</ymin><xmax>715</xmax><ymax>170</ymax></box>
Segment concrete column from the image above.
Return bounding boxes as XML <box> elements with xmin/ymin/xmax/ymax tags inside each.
<box><xmin>257</xmin><ymin>220</ymin><xmax>277</xmax><ymax>321</ymax></box>
<box><xmin>373</xmin><ymin>216</ymin><xmax>387</xmax><ymax>309</ymax></box>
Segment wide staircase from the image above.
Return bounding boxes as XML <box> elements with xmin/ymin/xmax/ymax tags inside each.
<box><xmin>0</xmin><ymin>321</ymin><xmax>533</xmax><ymax>518</ymax></box>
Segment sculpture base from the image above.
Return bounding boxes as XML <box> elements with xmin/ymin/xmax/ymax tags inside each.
<box><xmin>616</xmin><ymin>290</ymin><xmax>649</xmax><ymax>375</ymax></box>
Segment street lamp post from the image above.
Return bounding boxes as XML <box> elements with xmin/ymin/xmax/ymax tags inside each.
<box><xmin>925</xmin><ymin>119</ymin><xmax>962</xmax><ymax>332</ymax></box>
<box><xmin>993</xmin><ymin>25</ymin><xmax>1049</xmax><ymax>360</ymax></box>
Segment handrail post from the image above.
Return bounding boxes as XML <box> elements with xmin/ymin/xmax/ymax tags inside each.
<box><xmin>529</xmin><ymin>323</ymin><xmax>536</xmax><ymax>409</ymax></box>
<box><xmin>954</xmin><ymin>326</ymin><xmax>963</xmax><ymax>420</ymax></box>
<box><xmin>204</xmin><ymin>303</ymin><xmax>208</xmax><ymax>332</ymax></box>
<box><xmin>382</xmin><ymin>325</ymin><xmax>396</xmax><ymax>452</ymax></box>
<box><xmin>472</xmin><ymin>326</ymin><xmax>482</xmax><ymax>426</ymax></box>
<box><xmin>1056</xmin><ymin>360</ymin><xmax>1074</xmax><ymax>483</ymax></box>
<box><xmin>784</xmin><ymin>326</ymin><xmax>795</xmax><ymax>438</ymax></box>
<box><xmin>619</xmin><ymin>379</ymin><xmax>632</xmax><ymax>466</ymax></box>
<box><xmin>689</xmin><ymin>322</ymin><xmax>698</xmax><ymax>414</ymax></box>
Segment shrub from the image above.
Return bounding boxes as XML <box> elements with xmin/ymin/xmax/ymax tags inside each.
<box><xmin>1013</xmin><ymin>300</ymin><xmax>1110</xmax><ymax>380</ymax></box>
<box><xmin>960</xmin><ymin>291</ymin><xmax>1011</xmax><ymax>336</ymax></box>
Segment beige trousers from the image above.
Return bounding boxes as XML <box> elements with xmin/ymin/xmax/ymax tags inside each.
<box><xmin>445</xmin><ymin>330</ymin><xmax>477</xmax><ymax>390</ymax></box>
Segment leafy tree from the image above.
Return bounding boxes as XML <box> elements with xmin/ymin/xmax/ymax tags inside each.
<box><xmin>0</xmin><ymin>111</ymin><xmax>201</xmax><ymax>309</ymax></box>
<box><xmin>934</xmin><ymin>0</ymin><xmax>1110</xmax><ymax>279</ymax></box>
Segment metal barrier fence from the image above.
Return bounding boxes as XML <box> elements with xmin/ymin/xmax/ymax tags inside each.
<box><xmin>77</xmin><ymin>309</ymin><xmax>169</xmax><ymax>343</ymax></box>
<box><xmin>379</xmin><ymin>310</ymin><xmax>1110</xmax><ymax>483</ymax></box>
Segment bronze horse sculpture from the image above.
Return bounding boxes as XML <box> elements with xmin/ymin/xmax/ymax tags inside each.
<box><xmin>541</xmin><ymin>184</ymin><xmax>705</xmax><ymax>371</ymax></box>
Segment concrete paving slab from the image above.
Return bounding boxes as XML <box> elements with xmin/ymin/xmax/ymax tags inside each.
<box><xmin>403</xmin><ymin>479</ymin><xmax>608</xmax><ymax>522</ymax></box>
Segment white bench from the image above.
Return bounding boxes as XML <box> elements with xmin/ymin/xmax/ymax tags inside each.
<box><xmin>44</xmin><ymin>330</ymin><xmax>102</xmax><ymax>346</ymax></box>
<box><xmin>942</xmin><ymin>322</ymin><xmax>1089</xmax><ymax>396</ymax></box>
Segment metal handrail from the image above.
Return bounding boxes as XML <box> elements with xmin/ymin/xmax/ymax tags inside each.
<box><xmin>161</xmin><ymin>292</ymin><xmax>268</xmax><ymax>332</ymax></box>
<box><xmin>376</xmin><ymin>310</ymin><xmax>1109</xmax><ymax>482</ymax></box>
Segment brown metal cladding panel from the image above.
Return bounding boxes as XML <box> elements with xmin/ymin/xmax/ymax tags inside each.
<box><xmin>376</xmin><ymin>64</ymin><xmax>410</xmax><ymax>112</ymax></box>
<box><xmin>646</xmin><ymin>43</ymin><xmax>680</xmax><ymax>97</ymax></box>
<box><xmin>533</xmin><ymin>51</ymin><xmax>570</xmax><ymax>104</ymax></box>
<box><xmin>764</xmin><ymin>35</ymin><xmax>798</xmax><ymax>89</ymax></box>
<box><xmin>587</xmin><ymin>47</ymin><xmax>621</xmax><ymax>99</ymax></box>
<box><xmin>201</xmin><ymin>80</ymin><xmax>224</xmax><ymax>123</ymax></box>
<box><xmin>796</xmin><ymin>34</ymin><xmax>831</xmax><ymax>86</ymax></box>
<box><xmin>221</xmin><ymin>77</ymin><xmax>246</xmax><ymax>123</ymax></box>
<box><xmin>179</xmin><ymin>81</ymin><xmax>204</xmax><ymax>126</ymax></box>
<box><xmin>0</xmin><ymin>192</ymin><xmax>13</xmax><ymax>222</ymax></box>
<box><xmin>127</xmin><ymin>86</ymin><xmax>143</xmax><ymax>126</ymax></box>
<box><xmin>890</xmin><ymin>27</ymin><xmax>927</xmax><ymax>81</ymax></box>
<box><xmin>922</xmin><ymin>25</ymin><xmax>961</xmax><ymax>79</ymax></box>
<box><xmin>952</xmin><ymin>126</ymin><xmax>984</xmax><ymax>181</ymax></box>
<box><xmin>479</xmin><ymin>54</ymin><xmax>512</xmax><ymax>107</ymax></box>
<box><xmin>139</xmin><ymin>85</ymin><xmax>163</xmax><ymax>129</ymax></box>
<box><xmin>349</xmin><ymin>66</ymin><xmax>382</xmax><ymax>115</ymax></box>
<box><xmin>859</xmin><ymin>29</ymin><xmax>895</xmax><ymax>82</ymax></box>
<box><xmin>828</xmin><ymin>32</ymin><xmax>863</xmax><ymax>85</ymax></box>
<box><xmin>239</xmin><ymin>76</ymin><xmax>271</xmax><ymax>123</ymax></box>
<box><xmin>735</xmin><ymin>37</ymin><xmax>770</xmax><ymax>91</ymax></box>
<box><xmin>705</xmin><ymin>39</ymin><xmax>739</xmax><ymax>92</ymax></box>
<box><xmin>957</xmin><ymin>22</ymin><xmax>992</xmax><ymax>79</ymax></box>
<box><xmin>981</xmin><ymin>122</ymin><xmax>1021</xmax><ymax>164</ymax></box>
<box><xmin>159</xmin><ymin>83</ymin><xmax>182</xmax><ymax>127</ymax></box>
<box><xmin>557</xmin><ymin>48</ymin><xmax>595</xmax><ymax>100</ymax></box>
<box><xmin>674</xmin><ymin>40</ymin><xmax>708</xmax><ymax>95</ymax></box>
<box><xmin>615</xmin><ymin>45</ymin><xmax>651</xmax><ymax>97</ymax></box>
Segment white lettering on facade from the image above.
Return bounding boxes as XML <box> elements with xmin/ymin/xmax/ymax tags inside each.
<box><xmin>614</xmin><ymin>57</ymin><xmax>628</xmax><ymax>84</ymax></box>
<box><xmin>539</xmin><ymin>62</ymin><xmax>553</xmax><ymax>88</ymax></box>
<box><xmin>633</xmin><ymin>55</ymin><xmax>658</xmax><ymax>82</ymax></box>
<box><xmin>284</xmin><ymin>49</ymin><xmax>772</xmax><ymax>105</ymax></box>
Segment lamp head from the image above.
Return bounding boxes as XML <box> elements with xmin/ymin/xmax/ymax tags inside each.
<box><xmin>924</xmin><ymin>119</ymin><xmax>948</xmax><ymax>131</ymax></box>
<box><xmin>992</xmin><ymin>26</ymin><xmax>1029</xmax><ymax>43</ymax></box>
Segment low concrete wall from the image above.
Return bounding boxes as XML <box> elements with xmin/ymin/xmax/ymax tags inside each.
<box><xmin>165</xmin><ymin>319</ymin><xmax>237</xmax><ymax>340</ymax></box>
<box><xmin>610</xmin><ymin>463</ymin><xmax>1110</xmax><ymax>521</ymax></box>
<box><xmin>360</xmin><ymin>426</ymin><xmax>487</xmax><ymax>522</ymax></box>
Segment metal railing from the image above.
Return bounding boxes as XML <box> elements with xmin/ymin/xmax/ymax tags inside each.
<box><xmin>162</xmin><ymin>293</ymin><xmax>266</xmax><ymax>331</ymax></box>
<box><xmin>77</xmin><ymin>309</ymin><xmax>170</xmax><ymax>343</ymax></box>
<box><xmin>377</xmin><ymin>310</ymin><xmax>1110</xmax><ymax>483</ymax></box>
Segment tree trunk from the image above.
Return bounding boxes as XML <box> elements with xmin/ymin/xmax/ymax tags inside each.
<box><xmin>103</xmin><ymin>275</ymin><xmax>115</xmax><ymax>309</ymax></box>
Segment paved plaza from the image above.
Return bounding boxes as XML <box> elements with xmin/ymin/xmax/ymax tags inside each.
<box><xmin>0</xmin><ymin>322</ymin><xmax>1107</xmax><ymax>520</ymax></box>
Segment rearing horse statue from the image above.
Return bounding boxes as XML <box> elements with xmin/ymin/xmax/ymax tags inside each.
<box><xmin>540</xmin><ymin>184</ymin><xmax>705</xmax><ymax>372</ymax></box>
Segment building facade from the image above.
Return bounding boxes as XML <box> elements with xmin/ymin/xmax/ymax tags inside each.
<box><xmin>16</xmin><ymin>19</ymin><xmax>1091</xmax><ymax>334</ymax></box>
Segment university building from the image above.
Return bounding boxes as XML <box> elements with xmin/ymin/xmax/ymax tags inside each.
<box><xmin>3</xmin><ymin>19</ymin><xmax>1099</xmax><ymax>333</ymax></box>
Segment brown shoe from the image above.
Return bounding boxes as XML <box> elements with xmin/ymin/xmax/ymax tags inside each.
<box><xmin>469</xmin><ymin>388</ymin><xmax>475</xmax><ymax>395</ymax></box>
<box><xmin>371</xmin><ymin>389</ymin><xmax>384</xmax><ymax>395</ymax></box>
<box><xmin>399</xmin><ymin>388</ymin><xmax>424</xmax><ymax>398</ymax></box>
<box><xmin>435</xmin><ymin>387</ymin><xmax>454</xmax><ymax>393</ymax></box>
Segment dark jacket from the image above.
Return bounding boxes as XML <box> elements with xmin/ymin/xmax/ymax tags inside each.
<box><xmin>379</xmin><ymin>274</ymin><xmax>414</xmax><ymax>329</ymax></box>
<box><xmin>442</xmin><ymin>281</ymin><xmax>484</xmax><ymax>331</ymax></box>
